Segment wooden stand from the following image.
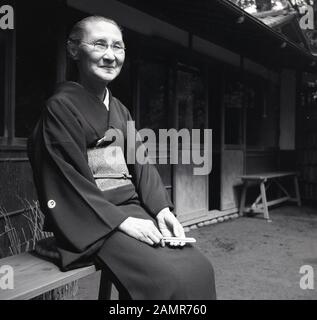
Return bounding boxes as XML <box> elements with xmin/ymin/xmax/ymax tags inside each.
<box><xmin>239</xmin><ymin>171</ymin><xmax>301</xmax><ymax>222</ymax></box>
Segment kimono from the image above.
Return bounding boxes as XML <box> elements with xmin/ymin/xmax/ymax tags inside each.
<box><xmin>28</xmin><ymin>81</ymin><xmax>216</xmax><ymax>300</ymax></box>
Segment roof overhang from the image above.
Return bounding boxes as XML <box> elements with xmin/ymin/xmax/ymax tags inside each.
<box><xmin>117</xmin><ymin>0</ymin><xmax>317</xmax><ymax>72</ymax></box>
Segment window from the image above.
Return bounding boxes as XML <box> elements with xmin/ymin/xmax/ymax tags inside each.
<box><xmin>0</xmin><ymin>2</ymin><xmax>60</xmax><ymax>147</ymax></box>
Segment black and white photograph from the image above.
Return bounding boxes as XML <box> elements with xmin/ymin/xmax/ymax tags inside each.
<box><xmin>0</xmin><ymin>0</ymin><xmax>316</xmax><ymax>307</ymax></box>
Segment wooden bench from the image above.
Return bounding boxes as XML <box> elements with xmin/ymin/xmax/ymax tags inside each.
<box><xmin>0</xmin><ymin>252</ymin><xmax>112</xmax><ymax>300</ymax></box>
<box><xmin>239</xmin><ymin>171</ymin><xmax>301</xmax><ymax>222</ymax></box>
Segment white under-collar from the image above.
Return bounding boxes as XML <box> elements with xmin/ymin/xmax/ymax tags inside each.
<box><xmin>103</xmin><ymin>88</ymin><xmax>109</xmax><ymax>111</ymax></box>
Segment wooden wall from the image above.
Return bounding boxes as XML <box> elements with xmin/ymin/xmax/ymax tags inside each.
<box><xmin>297</xmin><ymin>73</ymin><xmax>317</xmax><ymax>204</ymax></box>
<box><xmin>246</xmin><ymin>150</ymin><xmax>278</xmax><ymax>174</ymax></box>
<box><xmin>280</xmin><ymin>69</ymin><xmax>296</xmax><ymax>150</ymax></box>
<box><xmin>221</xmin><ymin>149</ymin><xmax>244</xmax><ymax>211</ymax></box>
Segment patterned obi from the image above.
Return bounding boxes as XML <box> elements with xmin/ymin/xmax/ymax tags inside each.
<box><xmin>87</xmin><ymin>145</ymin><xmax>133</xmax><ymax>192</ymax></box>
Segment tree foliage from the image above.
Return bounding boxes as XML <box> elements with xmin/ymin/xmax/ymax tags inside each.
<box><xmin>230</xmin><ymin>0</ymin><xmax>313</xmax><ymax>13</ymax></box>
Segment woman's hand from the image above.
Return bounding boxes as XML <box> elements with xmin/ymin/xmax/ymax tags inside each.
<box><xmin>118</xmin><ymin>217</ymin><xmax>163</xmax><ymax>246</ymax></box>
<box><xmin>156</xmin><ymin>207</ymin><xmax>186</xmax><ymax>247</ymax></box>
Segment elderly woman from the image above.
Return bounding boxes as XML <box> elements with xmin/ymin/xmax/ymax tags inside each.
<box><xmin>28</xmin><ymin>16</ymin><xmax>216</xmax><ymax>300</ymax></box>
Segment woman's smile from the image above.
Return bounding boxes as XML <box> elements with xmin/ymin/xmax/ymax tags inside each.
<box><xmin>100</xmin><ymin>66</ymin><xmax>116</xmax><ymax>71</ymax></box>
<box><xmin>76</xmin><ymin>20</ymin><xmax>125</xmax><ymax>85</ymax></box>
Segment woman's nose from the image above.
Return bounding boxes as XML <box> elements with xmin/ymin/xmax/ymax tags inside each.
<box><xmin>102</xmin><ymin>48</ymin><xmax>116</xmax><ymax>60</ymax></box>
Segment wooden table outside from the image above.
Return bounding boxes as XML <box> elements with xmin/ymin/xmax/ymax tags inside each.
<box><xmin>239</xmin><ymin>171</ymin><xmax>301</xmax><ymax>222</ymax></box>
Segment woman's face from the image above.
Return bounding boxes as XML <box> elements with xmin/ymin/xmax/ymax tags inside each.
<box><xmin>77</xmin><ymin>20</ymin><xmax>125</xmax><ymax>85</ymax></box>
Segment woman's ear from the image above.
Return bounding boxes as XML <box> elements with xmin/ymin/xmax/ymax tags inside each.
<box><xmin>67</xmin><ymin>40</ymin><xmax>80</xmax><ymax>60</ymax></box>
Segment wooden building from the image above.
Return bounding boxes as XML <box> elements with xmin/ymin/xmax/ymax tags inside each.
<box><xmin>1</xmin><ymin>0</ymin><xmax>317</xmax><ymax>234</ymax></box>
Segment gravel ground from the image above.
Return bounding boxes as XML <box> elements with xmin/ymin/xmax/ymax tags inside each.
<box><xmin>77</xmin><ymin>205</ymin><xmax>317</xmax><ymax>300</ymax></box>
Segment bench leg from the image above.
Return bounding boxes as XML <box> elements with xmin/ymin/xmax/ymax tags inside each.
<box><xmin>260</xmin><ymin>181</ymin><xmax>271</xmax><ymax>222</ymax></box>
<box><xmin>98</xmin><ymin>270</ymin><xmax>112</xmax><ymax>300</ymax></box>
<box><xmin>294</xmin><ymin>175</ymin><xmax>302</xmax><ymax>207</ymax></box>
<box><xmin>239</xmin><ymin>181</ymin><xmax>248</xmax><ymax>217</ymax></box>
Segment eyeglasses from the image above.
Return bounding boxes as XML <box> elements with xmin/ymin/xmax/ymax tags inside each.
<box><xmin>70</xmin><ymin>39</ymin><xmax>126</xmax><ymax>54</ymax></box>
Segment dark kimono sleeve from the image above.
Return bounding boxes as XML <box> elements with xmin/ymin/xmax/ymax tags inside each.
<box><xmin>125</xmin><ymin>110</ymin><xmax>174</xmax><ymax>217</ymax></box>
<box><xmin>28</xmin><ymin>99</ymin><xmax>129</xmax><ymax>269</ymax></box>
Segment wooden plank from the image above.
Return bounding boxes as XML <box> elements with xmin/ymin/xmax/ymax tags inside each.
<box><xmin>250</xmin><ymin>196</ymin><xmax>290</xmax><ymax>210</ymax></box>
<box><xmin>267</xmin><ymin>197</ymin><xmax>290</xmax><ymax>207</ymax></box>
<box><xmin>240</xmin><ymin>171</ymin><xmax>297</xmax><ymax>180</ymax></box>
<box><xmin>182</xmin><ymin>209</ymin><xmax>238</xmax><ymax>227</ymax></box>
<box><xmin>175</xmin><ymin>162</ymin><xmax>209</xmax><ymax>223</ymax></box>
<box><xmin>260</xmin><ymin>181</ymin><xmax>270</xmax><ymax>221</ymax></box>
<box><xmin>251</xmin><ymin>181</ymin><xmax>272</xmax><ymax>208</ymax></box>
<box><xmin>238</xmin><ymin>172</ymin><xmax>299</xmax><ymax>221</ymax></box>
<box><xmin>0</xmin><ymin>252</ymin><xmax>96</xmax><ymax>300</ymax></box>
<box><xmin>266</xmin><ymin>196</ymin><xmax>290</xmax><ymax>207</ymax></box>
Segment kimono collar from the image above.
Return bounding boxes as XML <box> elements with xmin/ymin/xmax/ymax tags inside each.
<box><xmin>103</xmin><ymin>88</ymin><xmax>109</xmax><ymax>111</ymax></box>
<box><xmin>55</xmin><ymin>81</ymin><xmax>114</xmax><ymax>141</ymax></box>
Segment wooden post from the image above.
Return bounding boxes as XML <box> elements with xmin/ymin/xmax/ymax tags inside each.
<box><xmin>260</xmin><ymin>180</ymin><xmax>271</xmax><ymax>222</ymax></box>
<box><xmin>294</xmin><ymin>175</ymin><xmax>302</xmax><ymax>207</ymax></box>
<box><xmin>239</xmin><ymin>181</ymin><xmax>248</xmax><ymax>216</ymax></box>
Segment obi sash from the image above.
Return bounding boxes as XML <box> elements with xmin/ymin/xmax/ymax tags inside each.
<box><xmin>87</xmin><ymin>145</ymin><xmax>133</xmax><ymax>192</ymax></box>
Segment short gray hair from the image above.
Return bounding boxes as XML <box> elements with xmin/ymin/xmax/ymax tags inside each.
<box><xmin>68</xmin><ymin>15</ymin><xmax>123</xmax><ymax>42</ymax></box>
